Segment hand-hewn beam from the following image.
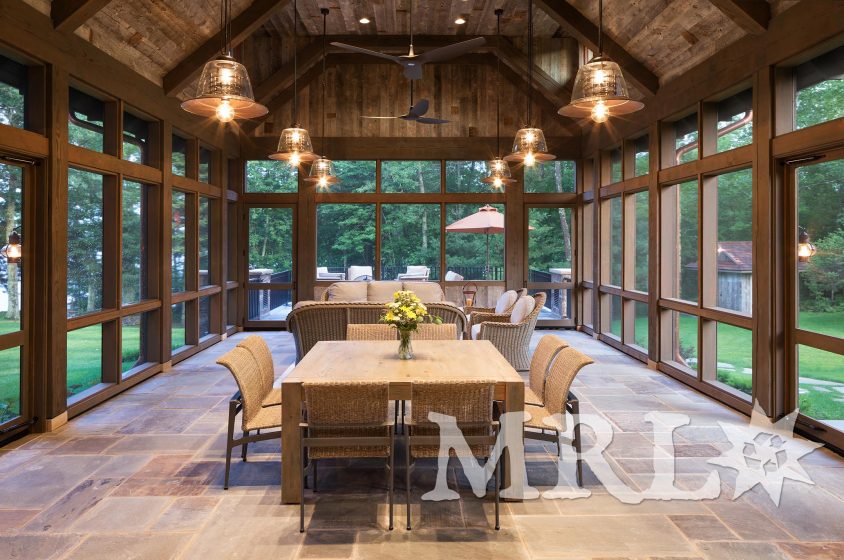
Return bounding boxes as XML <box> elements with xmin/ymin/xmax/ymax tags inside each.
<box><xmin>534</xmin><ymin>0</ymin><xmax>660</xmax><ymax>96</ymax></box>
<box><xmin>51</xmin><ymin>0</ymin><xmax>112</xmax><ymax>32</ymax></box>
<box><xmin>709</xmin><ymin>0</ymin><xmax>770</xmax><ymax>35</ymax></box>
<box><xmin>163</xmin><ymin>0</ymin><xmax>292</xmax><ymax>96</ymax></box>
<box><xmin>496</xmin><ymin>37</ymin><xmax>572</xmax><ymax>107</ymax></box>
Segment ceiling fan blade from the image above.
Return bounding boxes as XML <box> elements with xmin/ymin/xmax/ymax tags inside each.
<box><xmin>330</xmin><ymin>42</ymin><xmax>401</xmax><ymax>63</ymax></box>
<box><xmin>416</xmin><ymin>37</ymin><xmax>486</xmax><ymax>64</ymax></box>
<box><xmin>408</xmin><ymin>99</ymin><xmax>429</xmax><ymax>117</ymax></box>
<box><xmin>415</xmin><ymin>117</ymin><xmax>450</xmax><ymax>125</ymax></box>
<box><xmin>361</xmin><ymin>115</ymin><xmax>400</xmax><ymax>119</ymax></box>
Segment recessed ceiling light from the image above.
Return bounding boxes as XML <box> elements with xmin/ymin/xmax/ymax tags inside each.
<box><xmin>359</xmin><ymin>17</ymin><xmax>370</xmax><ymax>24</ymax></box>
<box><xmin>454</xmin><ymin>16</ymin><xmax>466</xmax><ymax>25</ymax></box>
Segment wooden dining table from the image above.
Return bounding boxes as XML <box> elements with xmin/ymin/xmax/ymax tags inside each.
<box><xmin>280</xmin><ymin>339</ymin><xmax>525</xmax><ymax>504</ymax></box>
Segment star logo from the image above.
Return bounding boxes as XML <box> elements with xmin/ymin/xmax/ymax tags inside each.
<box><xmin>708</xmin><ymin>401</ymin><xmax>823</xmax><ymax>505</ymax></box>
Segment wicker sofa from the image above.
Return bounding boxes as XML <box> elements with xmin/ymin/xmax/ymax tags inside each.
<box><xmin>287</xmin><ymin>301</ymin><xmax>467</xmax><ymax>361</ymax></box>
<box><xmin>319</xmin><ymin>280</ymin><xmax>447</xmax><ymax>303</ymax></box>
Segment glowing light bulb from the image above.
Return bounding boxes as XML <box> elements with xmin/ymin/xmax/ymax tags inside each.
<box><xmin>291</xmin><ymin>130</ymin><xmax>301</xmax><ymax>143</ymax></box>
<box><xmin>493</xmin><ymin>177</ymin><xmax>503</xmax><ymax>189</ymax></box>
<box><xmin>215</xmin><ymin>100</ymin><xmax>235</xmax><ymax>123</ymax></box>
<box><xmin>219</xmin><ymin>67</ymin><xmax>234</xmax><ymax>85</ymax></box>
<box><xmin>290</xmin><ymin>152</ymin><xmax>300</xmax><ymax>167</ymax></box>
<box><xmin>493</xmin><ymin>160</ymin><xmax>503</xmax><ymax>172</ymax></box>
<box><xmin>524</xmin><ymin>152</ymin><xmax>536</xmax><ymax>167</ymax></box>
<box><xmin>524</xmin><ymin>131</ymin><xmax>535</xmax><ymax>144</ymax></box>
<box><xmin>594</xmin><ymin>68</ymin><xmax>607</xmax><ymax>85</ymax></box>
<box><xmin>591</xmin><ymin>101</ymin><xmax>609</xmax><ymax>124</ymax></box>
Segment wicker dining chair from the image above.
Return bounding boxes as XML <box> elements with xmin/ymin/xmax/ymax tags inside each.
<box><xmin>464</xmin><ymin>288</ymin><xmax>527</xmax><ymax>319</ymax></box>
<box><xmin>473</xmin><ymin>292</ymin><xmax>547</xmax><ymax>371</ymax></box>
<box><xmin>413</xmin><ymin>323</ymin><xmax>458</xmax><ymax>340</ymax></box>
<box><xmin>346</xmin><ymin>323</ymin><xmax>397</xmax><ymax>340</ymax></box>
<box><xmin>525</xmin><ymin>335</ymin><xmax>569</xmax><ymax>406</ymax></box>
<box><xmin>237</xmin><ymin>335</ymin><xmax>282</xmax><ymax>408</ymax></box>
<box><xmin>405</xmin><ymin>381</ymin><xmax>499</xmax><ymax>531</ymax></box>
<box><xmin>523</xmin><ymin>346</ymin><xmax>594</xmax><ymax>486</ymax></box>
<box><xmin>300</xmin><ymin>381</ymin><xmax>394</xmax><ymax>532</ymax></box>
<box><xmin>216</xmin><ymin>347</ymin><xmax>282</xmax><ymax>490</ymax></box>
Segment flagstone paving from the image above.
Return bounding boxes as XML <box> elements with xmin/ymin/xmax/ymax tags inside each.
<box><xmin>1</xmin><ymin>330</ymin><xmax>843</xmax><ymax>559</ymax></box>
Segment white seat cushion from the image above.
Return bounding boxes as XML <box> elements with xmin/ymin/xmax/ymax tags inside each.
<box><xmin>325</xmin><ymin>282</ymin><xmax>367</xmax><ymax>302</ymax></box>
<box><xmin>348</xmin><ymin>266</ymin><xmax>373</xmax><ymax>280</ymax></box>
<box><xmin>471</xmin><ymin>323</ymin><xmax>481</xmax><ymax>340</ymax></box>
<box><xmin>403</xmin><ymin>282</ymin><xmax>443</xmax><ymax>301</ymax></box>
<box><xmin>367</xmin><ymin>281</ymin><xmax>403</xmax><ymax>302</ymax></box>
<box><xmin>494</xmin><ymin>290</ymin><xmax>518</xmax><ymax>314</ymax></box>
<box><xmin>404</xmin><ymin>265</ymin><xmax>429</xmax><ymax>276</ymax></box>
<box><xmin>445</xmin><ymin>271</ymin><xmax>464</xmax><ymax>281</ymax></box>
<box><xmin>509</xmin><ymin>296</ymin><xmax>536</xmax><ymax>324</ymax></box>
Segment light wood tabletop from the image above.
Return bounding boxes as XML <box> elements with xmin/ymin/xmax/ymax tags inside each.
<box><xmin>280</xmin><ymin>340</ymin><xmax>525</xmax><ymax>504</ymax></box>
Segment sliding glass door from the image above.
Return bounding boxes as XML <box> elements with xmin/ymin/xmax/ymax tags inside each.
<box><xmin>526</xmin><ymin>205</ymin><xmax>575</xmax><ymax>327</ymax></box>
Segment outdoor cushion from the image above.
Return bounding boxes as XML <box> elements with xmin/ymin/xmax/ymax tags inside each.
<box><xmin>403</xmin><ymin>282</ymin><xmax>443</xmax><ymax>302</ymax></box>
<box><xmin>494</xmin><ymin>290</ymin><xmax>518</xmax><ymax>313</ymax></box>
<box><xmin>509</xmin><ymin>296</ymin><xmax>536</xmax><ymax>324</ymax></box>
<box><xmin>368</xmin><ymin>281</ymin><xmax>403</xmax><ymax>302</ymax></box>
<box><xmin>325</xmin><ymin>282</ymin><xmax>367</xmax><ymax>302</ymax></box>
<box><xmin>471</xmin><ymin>323</ymin><xmax>481</xmax><ymax>340</ymax></box>
<box><xmin>444</xmin><ymin>270</ymin><xmax>464</xmax><ymax>281</ymax></box>
<box><xmin>348</xmin><ymin>266</ymin><xmax>373</xmax><ymax>280</ymax></box>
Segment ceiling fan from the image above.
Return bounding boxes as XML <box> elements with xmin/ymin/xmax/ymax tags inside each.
<box><xmin>361</xmin><ymin>82</ymin><xmax>448</xmax><ymax>124</ymax></box>
<box><xmin>330</xmin><ymin>1</ymin><xmax>486</xmax><ymax>80</ymax></box>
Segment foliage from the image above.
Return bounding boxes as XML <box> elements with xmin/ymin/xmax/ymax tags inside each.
<box><xmin>796</xmin><ymin>79</ymin><xmax>844</xmax><ymax>130</ymax></box>
<box><xmin>67</xmin><ymin>169</ymin><xmax>104</xmax><ymax>316</ymax></box>
<box><xmin>802</xmin><ymin>226</ymin><xmax>844</xmax><ymax>311</ymax></box>
<box><xmin>524</xmin><ymin>161</ymin><xmax>575</xmax><ymax>193</ymax></box>
<box><xmin>385</xmin><ymin>161</ymin><xmax>438</xmax><ymax>193</ymax></box>
<box><xmin>380</xmin><ymin>290</ymin><xmax>441</xmax><ymax>331</ymax></box>
<box><xmin>0</xmin><ymin>81</ymin><xmax>24</xmax><ymax>129</ymax></box>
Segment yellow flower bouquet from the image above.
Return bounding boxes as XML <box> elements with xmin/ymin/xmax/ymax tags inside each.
<box><xmin>381</xmin><ymin>290</ymin><xmax>442</xmax><ymax>359</ymax></box>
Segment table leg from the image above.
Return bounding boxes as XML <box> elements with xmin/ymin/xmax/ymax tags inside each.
<box><xmin>503</xmin><ymin>380</ymin><xmax>524</xmax><ymax>500</ymax></box>
<box><xmin>281</xmin><ymin>382</ymin><xmax>302</xmax><ymax>504</ymax></box>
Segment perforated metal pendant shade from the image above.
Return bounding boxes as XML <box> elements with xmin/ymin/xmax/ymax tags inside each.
<box><xmin>268</xmin><ymin>126</ymin><xmax>318</xmax><ymax>163</ymax></box>
<box><xmin>558</xmin><ymin>56</ymin><xmax>644</xmax><ymax>120</ymax></box>
<box><xmin>304</xmin><ymin>157</ymin><xmax>340</xmax><ymax>189</ymax></box>
<box><xmin>181</xmin><ymin>56</ymin><xmax>268</xmax><ymax>121</ymax></box>
<box><xmin>504</xmin><ymin>127</ymin><xmax>556</xmax><ymax>164</ymax></box>
<box><xmin>481</xmin><ymin>158</ymin><xmax>515</xmax><ymax>189</ymax></box>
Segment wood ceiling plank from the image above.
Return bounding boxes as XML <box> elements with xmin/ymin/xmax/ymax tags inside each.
<box><xmin>534</xmin><ymin>0</ymin><xmax>660</xmax><ymax>95</ymax></box>
<box><xmin>162</xmin><ymin>0</ymin><xmax>292</xmax><ymax>96</ymax></box>
<box><xmin>51</xmin><ymin>0</ymin><xmax>113</xmax><ymax>32</ymax></box>
<box><xmin>708</xmin><ymin>0</ymin><xmax>770</xmax><ymax>35</ymax></box>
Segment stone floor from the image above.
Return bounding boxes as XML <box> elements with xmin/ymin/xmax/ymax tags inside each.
<box><xmin>1</xmin><ymin>330</ymin><xmax>844</xmax><ymax>559</ymax></box>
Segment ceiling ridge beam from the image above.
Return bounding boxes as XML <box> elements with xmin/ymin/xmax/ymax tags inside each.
<box><xmin>163</xmin><ymin>0</ymin><xmax>292</xmax><ymax>96</ymax></box>
<box><xmin>708</xmin><ymin>0</ymin><xmax>770</xmax><ymax>35</ymax></box>
<box><xmin>51</xmin><ymin>0</ymin><xmax>113</xmax><ymax>32</ymax></box>
<box><xmin>533</xmin><ymin>0</ymin><xmax>660</xmax><ymax>96</ymax></box>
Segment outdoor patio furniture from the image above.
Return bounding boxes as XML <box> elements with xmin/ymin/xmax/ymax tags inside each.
<box><xmin>466</xmin><ymin>288</ymin><xmax>527</xmax><ymax>333</ymax></box>
<box><xmin>405</xmin><ymin>380</ymin><xmax>500</xmax><ymax>530</ymax></box>
<box><xmin>346</xmin><ymin>324</ymin><xmax>397</xmax><ymax>340</ymax></box>
<box><xmin>316</xmin><ymin>267</ymin><xmax>345</xmax><ymax>281</ymax></box>
<box><xmin>444</xmin><ymin>270</ymin><xmax>464</xmax><ymax>281</ymax></box>
<box><xmin>348</xmin><ymin>265</ymin><xmax>374</xmax><ymax>281</ymax></box>
<box><xmin>524</xmin><ymin>335</ymin><xmax>569</xmax><ymax>406</ymax></box>
<box><xmin>300</xmin><ymin>381</ymin><xmax>394</xmax><ymax>532</ymax></box>
<box><xmin>396</xmin><ymin>265</ymin><xmax>430</xmax><ymax>281</ymax></box>
<box><xmin>216</xmin><ymin>347</ymin><xmax>282</xmax><ymax>490</ymax></box>
<box><xmin>320</xmin><ymin>280</ymin><xmax>446</xmax><ymax>303</ymax></box>
<box><xmin>472</xmin><ymin>293</ymin><xmax>546</xmax><ymax>371</ymax></box>
<box><xmin>522</xmin><ymin>347</ymin><xmax>594</xmax><ymax>487</ymax></box>
<box><xmin>237</xmin><ymin>335</ymin><xmax>284</xmax><ymax>408</ymax></box>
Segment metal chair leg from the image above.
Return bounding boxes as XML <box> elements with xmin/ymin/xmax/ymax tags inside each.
<box><xmin>401</xmin><ymin>401</ymin><xmax>406</xmax><ymax>434</ymax></box>
<box><xmin>405</xmin><ymin>433</ymin><xmax>412</xmax><ymax>531</ymax></box>
<box><xmin>394</xmin><ymin>400</ymin><xmax>400</xmax><ymax>434</ymax></box>
<box><xmin>494</xmin><ymin>459</ymin><xmax>500</xmax><ymax>531</ymax></box>
<box><xmin>388</xmin><ymin>432</ymin><xmax>394</xmax><ymax>531</ymax></box>
<box><xmin>242</xmin><ymin>430</ymin><xmax>249</xmax><ymax>461</ymax></box>
<box><xmin>571</xmin><ymin>398</ymin><xmax>583</xmax><ymax>488</ymax></box>
<box><xmin>224</xmin><ymin>403</ymin><xmax>236</xmax><ymax>490</ymax></box>
<box><xmin>300</xmin><ymin>428</ymin><xmax>306</xmax><ymax>533</ymax></box>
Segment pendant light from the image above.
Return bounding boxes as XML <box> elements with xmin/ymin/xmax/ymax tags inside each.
<box><xmin>505</xmin><ymin>0</ymin><xmax>555</xmax><ymax>166</ymax></box>
<box><xmin>558</xmin><ymin>0</ymin><xmax>643</xmax><ymax>123</ymax></box>
<box><xmin>181</xmin><ymin>0</ymin><xmax>268</xmax><ymax>122</ymax></box>
<box><xmin>269</xmin><ymin>0</ymin><xmax>317</xmax><ymax>165</ymax></box>
<box><xmin>798</xmin><ymin>228</ymin><xmax>817</xmax><ymax>262</ymax></box>
<box><xmin>482</xmin><ymin>9</ymin><xmax>515</xmax><ymax>190</ymax></box>
<box><xmin>305</xmin><ymin>8</ymin><xmax>340</xmax><ymax>190</ymax></box>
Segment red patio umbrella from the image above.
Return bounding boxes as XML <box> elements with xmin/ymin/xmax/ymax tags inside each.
<box><xmin>446</xmin><ymin>205</ymin><xmax>532</xmax><ymax>279</ymax></box>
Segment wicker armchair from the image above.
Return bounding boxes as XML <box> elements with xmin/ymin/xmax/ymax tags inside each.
<box><xmin>464</xmin><ymin>288</ymin><xmax>527</xmax><ymax>320</ymax></box>
<box><xmin>300</xmin><ymin>381</ymin><xmax>394</xmax><ymax>532</ymax></box>
<box><xmin>216</xmin><ymin>347</ymin><xmax>282</xmax><ymax>490</ymax></box>
<box><xmin>525</xmin><ymin>335</ymin><xmax>569</xmax><ymax>406</ymax></box>
<box><xmin>405</xmin><ymin>381</ymin><xmax>499</xmax><ymax>531</ymax></box>
<box><xmin>237</xmin><ymin>335</ymin><xmax>282</xmax><ymax>408</ymax></box>
<box><xmin>523</xmin><ymin>347</ymin><xmax>594</xmax><ymax>487</ymax></box>
<box><xmin>473</xmin><ymin>292</ymin><xmax>547</xmax><ymax>371</ymax></box>
<box><xmin>347</xmin><ymin>324</ymin><xmax>397</xmax><ymax>340</ymax></box>
<box><xmin>414</xmin><ymin>323</ymin><xmax>458</xmax><ymax>340</ymax></box>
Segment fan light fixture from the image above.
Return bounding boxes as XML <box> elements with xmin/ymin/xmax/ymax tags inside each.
<box><xmin>305</xmin><ymin>8</ymin><xmax>340</xmax><ymax>190</ymax></box>
<box><xmin>558</xmin><ymin>0</ymin><xmax>643</xmax><ymax>123</ymax></box>
<box><xmin>359</xmin><ymin>17</ymin><xmax>370</xmax><ymax>24</ymax></box>
<box><xmin>181</xmin><ymin>0</ymin><xmax>267</xmax><ymax>122</ymax></box>
<box><xmin>482</xmin><ymin>9</ymin><xmax>515</xmax><ymax>190</ymax></box>
<box><xmin>506</xmin><ymin>0</ymin><xmax>554</xmax><ymax>166</ymax></box>
<box><xmin>798</xmin><ymin>229</ymin><xmax>817</xmax><ymax>262</ymax></box>
<box><xmin>269</xmin><ymin>0</ymin><xmax>316</xmax><ymax>165</ymax></box>
<box><xmin>455</xmin><ymin>16</ymin><xmax>466</xmax><ymax>25</ymax></box>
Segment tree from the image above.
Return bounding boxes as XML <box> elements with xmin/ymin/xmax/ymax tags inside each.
<box><xmin>804</xmin><ymin>226</ymin><xmax>844</xmax><ymax>311</ymax></box>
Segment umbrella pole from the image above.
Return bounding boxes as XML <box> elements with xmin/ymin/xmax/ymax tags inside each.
<box><xmin>485</xmin><ymin>233</ymin><xmax>490</xmax><ymax>280</ymax></box>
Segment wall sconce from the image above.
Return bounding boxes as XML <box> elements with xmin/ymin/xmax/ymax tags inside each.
<box><xmin>1</xmin><ymin>231</ymin><xmax>21</xmax><ymax>264</ymax></box>
<box><xmin>798</xmin><ymin>229</ymin><xmax>817</xmax><ymax>263</ymax></box>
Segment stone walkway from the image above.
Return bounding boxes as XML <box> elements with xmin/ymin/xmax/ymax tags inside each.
<box><xmin>1</xmin><ymin>330</ymin><xmax>843</xmax><ymax>559</ymax></box>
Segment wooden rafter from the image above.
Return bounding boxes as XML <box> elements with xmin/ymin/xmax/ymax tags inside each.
<box><xmin>708</xmin><ymin>0</ymin><xmax>770</xmax><ymax>35</ymax></box>
<box><xmin>162</xmin><ymin>0</ymin><xmax>292</xmax><ymax>96</ymax></box>
<box><xmin>534</xmin><ymin>0</ymin><xmax>660</xmax><ymax>96</ymax></box>
<box><xmin>242</xmin><ymin>58</ymin><xmax>328</xmax><ymax>134</ymax></box>
<box><xmin>51</xmin><ymin>0</ymin><xmax>112</xmax><ymax>32</ymax></box>
<box><xmin>253</xmin><ymin>40</ymin><xmax>323</xmax><ymax>106</ymax></box>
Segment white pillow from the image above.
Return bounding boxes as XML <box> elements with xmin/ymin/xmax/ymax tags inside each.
<box><xmin>471</xmin><ymin>323</ymin><xmax>482</xmax><ymax>340</ymax></box>
<box><xmin>494</xmin><ymin>290</ymin><xmax>518</xmax><ymax>314</ymax></box>
<box><xmin>509</xmin><ymin>296</ymin><xmax>536</xmax><ymax>324</ymax></box>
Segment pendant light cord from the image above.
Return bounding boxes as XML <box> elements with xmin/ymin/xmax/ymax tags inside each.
<box><xmin>292</xmin><ymin>0</ymin><xmax>299</xmax><ymax>125</ymax></box>
<box><xmin>220</xmin><ymin>0</ymin><xmax>232</xmax><ymax>56</ymax></box>
<box><xmin>598</xmin><ymin>0</ymin><xmax>603</xmax><ymax>55</ymax></box>
<box><xmin>409</xmin><ymin>0</ymin><xmax>414</xmax><ymax>53</ymax></box>
<box><xmin>321</xmin><ymin>8</ymin><xmax>328</xmax><ymax>156</ymax></box>
<box><xmin>495</xmin><ymin>9</ymin><xmax>502</xmax><ymax>156</ymax></box>
<box><xmin>527</xmin><ymin>0</ymin><xmax>533</xmax><ymax>126</ymax></box>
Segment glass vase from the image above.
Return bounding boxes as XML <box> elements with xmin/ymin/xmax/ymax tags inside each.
<box><xmin>398</xmin><ymin>329</ymin><xmax>413</xmax><ymax>360</ymax></box>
